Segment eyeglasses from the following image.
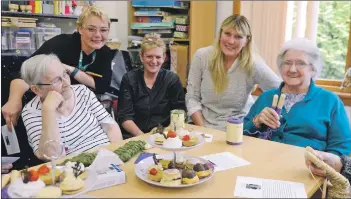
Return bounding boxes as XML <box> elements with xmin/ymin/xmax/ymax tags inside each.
<box><xmin>82</xmin><ymin>25</ymin><xmax>110</xmax><ymax>35</ymax></box>
<box><xmin>37</xmin><ymin>72</ymin><xmax>69</xmax><ymax>87</ymax></box>
<box><xmin>282</xmin><ymin>61</ymin><xmax>310</xmax><ymax>69</ymax></box>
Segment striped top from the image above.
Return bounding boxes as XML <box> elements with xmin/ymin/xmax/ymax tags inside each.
<box><xmin>22</xmin><ymin>84</ymin><xmax>112</xmax><ymax>155</ymax></box>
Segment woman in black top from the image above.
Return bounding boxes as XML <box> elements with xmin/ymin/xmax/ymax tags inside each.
<box><xmin>2</xmin><ymin>5</ymin><xmax>113</xmax><ymax>131</ymax></box>
<box><xmin>117</xmin><ymin>33</ymin><xmax>186</xmax><ymax>138</ymax></box>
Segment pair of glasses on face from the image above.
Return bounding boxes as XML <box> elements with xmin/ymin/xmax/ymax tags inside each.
<box><xmin>37</xmin><ymin>72</ymin><xmax>69</xmax><ymax>87</ymax></box>
<box><xmin>282</xmin><ymin>61</ymin><xmax>310</xmax><ymax>69</ymax></box>
<box><xmin>83</xmin><ymin>25</ymin><xmax>110</xmax><ymax>35</ymax></box>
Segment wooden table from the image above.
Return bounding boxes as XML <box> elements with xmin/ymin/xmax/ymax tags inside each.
<box><xmin>61</xmin><ymin>124</ymin><xmax>324</xmax><ymax>198</ymax></box>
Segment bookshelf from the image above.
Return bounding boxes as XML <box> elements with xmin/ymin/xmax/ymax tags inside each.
<box><xmin>128</xmin><ymin>1</ymin><xmax>216</xmax><ymax>63</ymax></box>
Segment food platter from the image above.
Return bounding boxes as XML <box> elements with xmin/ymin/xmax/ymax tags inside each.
<box><xmin>135</xmin><ymin>154</ymin><xmax>214</xmax><ymax>188</ymax></box>
<box><xmin>5</xmin><ymin>162</ymin><xmax>90</xmax><ymax>198</ymax></box>
<box><xmin>147</xmin><ymin>131</ymin><xmax>205</xmax><ymax>151</ymax></box>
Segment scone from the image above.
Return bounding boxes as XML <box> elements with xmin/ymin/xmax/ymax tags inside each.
<box><xmin>182</xmin><ymin>135</ymin><xmax>198</xmax><ymax>147</ymax></box>
<box><xmin>35</xmin><ymin>186</ymin><xmax>62</xmax><ymax>198</ymax></box>
<box><xmin>59</xmin><ymin>175</ymin><xmax>84</xmax><ymax>195</ymax></box>
<box><xmin>181</xmin><ymin>170</ymin><xmax>199</xmax><ymax>184</ymax></box>
<box><xmin>160</xmin><ymin>169</ymin><xmax>181</xmax><ymax>186</ymax></box>
<box><xmin>39</xmin><ymin>169</ymin><xmax>61</xmax><ymax>185</ymax></box>
<box><xmin>154</xmin><ymin>134</ymin><xmax>166</xmax><ymax>145</ymax></box>
<box><xmin>147</xmin><ymin>164</ymin><xmax>163</xmax><ymax>182</ymax></box>
<box><xmin>159</xmin><ymin>159</ymin><xmax>172</xmax><ymax>169</ymax></box>
<box><xmin>193</xmin><ymin>163</ymin><xmax>211</xmax><ymax>179</ymax></box>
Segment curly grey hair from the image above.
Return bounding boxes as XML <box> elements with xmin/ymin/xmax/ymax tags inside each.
<box><xmin>276</xmin><ymin>38</ymin><xmax>324</xmax><ymax>80</ymax></box>
<box><xmin>21</xmin><ymin>54</ymin><xmax>62</xmax><ymax>85</ymax></box>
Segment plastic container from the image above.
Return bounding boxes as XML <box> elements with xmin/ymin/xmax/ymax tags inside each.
<box><xmin>9</xmin><ymin>28</ymin><xmax>36</xmax><ymax>50</ymax></box>
<box><xmin>35</xmin><ymin>27</ymin><xmax>61</xmax><ymax>49</ymax></box>
<box><xmin>226</xmin><ymin>117</ymin><xmax>243</xmax><ymax>145</ymax></box>
<box><xmin>1</xmin><ymin>27</ymin><xmax>10</xmax><ymax>50</ymax></box>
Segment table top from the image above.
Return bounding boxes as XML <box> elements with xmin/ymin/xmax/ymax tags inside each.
<box><xmin>44</xmin><ymin>124</ymin><xmax>324</xmax><ymax>198</ymax></box>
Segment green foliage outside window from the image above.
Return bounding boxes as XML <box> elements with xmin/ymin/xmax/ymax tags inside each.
<box><xmin>317</xmin><ymin>1</ymin><xmax>351</xmax><ymax>80</ymax></box>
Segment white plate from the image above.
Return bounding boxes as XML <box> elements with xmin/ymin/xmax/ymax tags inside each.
<box><xmin>135</xmin><ymin>154</ymin><xmax>214</xmax><ymax>188</ymax></box>
<box><xmin>147</xmin><ymin>133</ymin><xmax>204</xmax><ymax>151</ymax></box>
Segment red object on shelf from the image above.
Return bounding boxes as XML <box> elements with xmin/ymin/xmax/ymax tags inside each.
<box><xmin>29</xmin><ymin>0</ymin><xmax>35</xmax><ymax>13</ymax></box>
<box><xmin>65</xmin><ymin>5</ymin><xmax>70</xmax><ymax>15</ymax></box>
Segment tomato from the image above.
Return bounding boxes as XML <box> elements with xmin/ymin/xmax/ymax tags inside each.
<box><xmin>182</xmin><ymin>135</ymin><xmax>190</xmax><ymax>141</ymax></box>
<box><xmin>167</xmin><ymin>130</ymin><xmax>177</xmax><ymax>138</ymax></box>
<box><xmin>29</xmin><ymin>170</ymin><xmax>39</xmax><ymax>181</ymax></box>
<box><xmin>149</xmin><ymin>168</ymin><xmax>158</xmax><ymax>175</ymax></box>
<box><xmin>37</xmin><ymin>164</ymin><xmax>50</xmax><ymax>175</ymax></box>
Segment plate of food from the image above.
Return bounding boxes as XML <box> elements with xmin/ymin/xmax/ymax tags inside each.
<box><xmin>135</xmin><ymin>153</ymin><xmax>214</xmax><ymax>188</ymax></box>
<box><xmin>4</xmin><ymin>161</ymin><xmax>88</xmax><ymax>198</ymax></box>
<box><xmin>148</xmin><ymin>125</ymin><xmax>205</xmax><ymax>151</ymax></box>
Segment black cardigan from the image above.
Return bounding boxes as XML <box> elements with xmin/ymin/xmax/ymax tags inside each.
<box><xmin>117</xmin><ymin>68</ymin><xmax>186</xmax><ymax>137</ymax></box>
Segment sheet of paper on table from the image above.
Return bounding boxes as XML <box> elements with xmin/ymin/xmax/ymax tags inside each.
<box><xmin>1</xmin><ymin>124</ymin><xmax>20</xmax><ymax>155</ymax></box>
<box><xmin>201</xmin><ymin>152</ymin><xmax>251</xmax><ymax>172</ymax></box>
<box><xmin>234</xmin><ymin>176</ymin><xmax>307</xmax><ymax>198</ymax></box>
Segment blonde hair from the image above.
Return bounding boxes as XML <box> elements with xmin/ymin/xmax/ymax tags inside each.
<box><xmin>76</xmin><ymin>5</ymin><xmax>111</xmax><ymax>29</ymax></box>
<box><xmin>140</xmin><ymin>33</ymin><xmax>166</xmax><ymax>54</ymax></box>
<box><xmin>210</xmin><ymin>15</ymin><xmax>254</xmax><ymax>94</ymax></box>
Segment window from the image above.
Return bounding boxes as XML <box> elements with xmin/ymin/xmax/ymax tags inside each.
<box><xmin>317</xmin><ymin>1</ymin><xmax>351</xmax><ymax>80</ymax></box>
<box><xmin>288</xmin><ymin>1</ymin><xmax>351</xmax><ymax>80</ymax></box>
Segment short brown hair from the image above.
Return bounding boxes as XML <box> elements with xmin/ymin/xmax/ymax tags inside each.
<box><xmin>140</xmin><ymin>33</ymin><xmax>166</xmax><ymax>54</ymax></box>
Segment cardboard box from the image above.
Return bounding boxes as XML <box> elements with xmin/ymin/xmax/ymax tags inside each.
<box><xmin>170</xmin><ymin>44</ymin><xmax>189</xmax><ymax>88</ymax></box>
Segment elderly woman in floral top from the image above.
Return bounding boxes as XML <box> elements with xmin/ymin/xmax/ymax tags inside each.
<box><xmin>244</xmin><ymin>38</ymin><xmax>351</xmax><ymax>156</ymax></box>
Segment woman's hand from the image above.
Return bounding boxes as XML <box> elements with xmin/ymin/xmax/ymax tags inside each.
<box><xmin>42</xmin><ymin>91</ymin><xmax>64</xmax><ymax>111</ymax></box>
<box><xmin>305</xmin><ymin>150</ymin><xmax>343</xmax><ymax>177</ymax></box>
<box><xmin>254</xmin><ymin>107</ymin><xmax>280</xmax><ymax>129</ymax></box>
<box><xmin>1</xmin><ymin>100</ymin><xmax>22</xmax><ymax>131</ymax></box>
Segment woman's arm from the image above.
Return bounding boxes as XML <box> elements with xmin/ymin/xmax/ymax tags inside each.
<box><xmin>117</xmin><ymin>75</ymin><xmax>143</xmax><ymax>136</ymax></box>
<box><xmin>326</xmin><ymin>98</ymin><xmax>351</xmax><ymax>156</ymax></box>
<box><xmin>101</xmin><ymin>122</ymin><xmax>123</xmax><ymax>143</ymax></box>
<box><xmin>64</xmin><ymin>64</ymin><xmax>96</xmax><ymax>89</ymax></box>
<box><xmin>253</xmin><ymin>56</ymin><xmax>282</xmax><ymax>91</ymax></box>
<box><xmin>122</xmin><ymin>120</ymin><xmax>143</xmax><ymax>136</ymax></box>
<box><xmin>37</xmin><ymin>91</ymin><xmax>65</xmax><ymax>161</ymax></box>
<box><xmin>186</xmin><ymin>50</ymin><xmax>205</xmax><ymax>126</ymax></box>
<box><xmin>2</xmin><ymin>79</ymin><xmax>29</xmax><ymax>131</ymax></box>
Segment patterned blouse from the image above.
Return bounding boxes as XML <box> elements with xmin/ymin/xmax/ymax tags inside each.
<box><xmin>283</xmin><ymin>92</ymin><xmax>307</xmax><ymax>113</ymax></box>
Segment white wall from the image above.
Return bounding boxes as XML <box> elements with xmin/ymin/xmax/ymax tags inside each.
<box><xmin>216</xmin><ymin>1</ymin><xmax>233</xmax><ymax>34</ymax></box>
<box><xmin>95</xmin><ymin>1</ymin><xmax>129</xmax><ymax>50</ymax></box>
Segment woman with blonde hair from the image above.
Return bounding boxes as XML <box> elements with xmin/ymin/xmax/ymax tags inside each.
<box><xmin>2</xmin><ymin>5</ymin><xmax>113</xmax><ymax>132</ymax></box>
<box><xmin>186</xmin><ymin>14</ymin><xmax>281</xmax><ymax>131</ymax></box>
<box><xmin>117</xmin><ymin>33</ymin><xmax>186</xmax><ymax>139</ymax></box>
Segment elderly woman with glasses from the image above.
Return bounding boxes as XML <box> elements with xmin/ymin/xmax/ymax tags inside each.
<box><xmin>244</xmin><ymin>38</ymin><xmax>351</xmax><ymax>156</ymax></box>
<box><xmin>20</xmin><ymin>54</ymin><xmax>122</xmax><ymax>161</ymax></box>
<box><xmin>2</xmin><ymin>5</ymin><xmax>113</xmax><ymax>132</ymax></box>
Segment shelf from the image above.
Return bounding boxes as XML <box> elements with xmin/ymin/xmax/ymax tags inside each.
<box><xmin>132</xmin><ymin>5</ymin><xmax>189</xmax><ymax>10</ymax></box>
<box><xmin>1</xmin><ymin>11</ymin><xmax>118</xmax><ymax>22</ymax></box>
<box><xmin>1</xmin><ymin>49</ymin><xmax>35</xmax><ymax>57</ymax></box>
<box><xmin>173</xmin><ymin>38</ymin><xmax>189</xmax><ymax>42</ymax></box>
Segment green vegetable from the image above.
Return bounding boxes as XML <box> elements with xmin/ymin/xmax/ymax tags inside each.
<box><xmin>61</xmin><ymin>140</ymin><xmax>146</xmax><ymax>167</ymax></box>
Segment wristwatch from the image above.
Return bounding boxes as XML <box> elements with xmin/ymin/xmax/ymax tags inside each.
<box><xmin>70</xmin><ymin>68</ymin><xmax>79</xmax><ymax>78</ymax></box>
<box><xmin>340</xmin><ymin>155</ymin><xmax>351</xmax><ymax>183</ymax></box>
